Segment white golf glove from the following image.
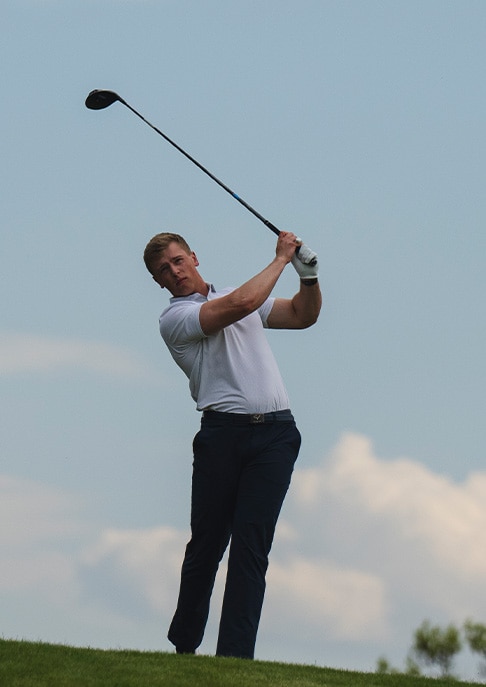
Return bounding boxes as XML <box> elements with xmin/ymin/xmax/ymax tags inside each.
<box><xmin>291</xmin><ymin>243</ymin><xmax>319</xmax><ymax>282</ymax></box>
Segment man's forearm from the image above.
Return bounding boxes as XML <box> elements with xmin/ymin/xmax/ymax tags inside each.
<box><xmin>200</xmin><ymin>232</ymin><xmax>304</xmax><ymax>335</ymax></box>
<box><xmin>290</xmin><ymin>279</ymin><xmax>322</xmax><ymax>328</ymax></box>
<box><xmin>228</xmin><ymin>256</ymin><xmax>289</xmax><ymax>313</ymax></box>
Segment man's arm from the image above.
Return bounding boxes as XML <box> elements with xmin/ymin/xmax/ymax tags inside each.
<box><xmin>199</xmin><ymin>232</ymin><xmax>298</xmax><ymax>336</ymax></box>
<box><xmin>267</xmin><ymin>238</ymin><xmax>322</xmax><ymax>329</ymax></box>
<box><xmin>266</xmin><ymin>280</ymin><xmax>322</xmax><ymax>330</ymax></box>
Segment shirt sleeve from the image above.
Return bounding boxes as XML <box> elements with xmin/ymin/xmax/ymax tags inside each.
<box><xmin>159</xmin><ymin>301</ymin><xmax>205</xmax><ymax>348</ymax></box>
<box><xmin>258</xmin><ymin>297</ymin><xmax>275</xmax><ymax>328</ymax></box>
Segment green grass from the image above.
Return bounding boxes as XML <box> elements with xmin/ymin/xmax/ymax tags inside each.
<box><xmin>0</xmin><ymin>639</ymin><xmax>479</xmax><ymax>687</ymax></box>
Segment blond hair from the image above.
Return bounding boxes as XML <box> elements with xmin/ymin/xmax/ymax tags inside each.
<box><xmin>143</xmin><ymin>233</ymin><xmax>192</xmax><ymax>274</ymax></box>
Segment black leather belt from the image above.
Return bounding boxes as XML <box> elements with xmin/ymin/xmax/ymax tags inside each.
<box><xmin>202</xmin><ymin>409</ymin><xmax>293</xmax><ymax>425</ymax></box>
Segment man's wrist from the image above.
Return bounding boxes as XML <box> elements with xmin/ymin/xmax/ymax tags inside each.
<box><xmin>301</xmin><ymin>277</ymin><xmax>318</xmax><ymax>286</ymax></box>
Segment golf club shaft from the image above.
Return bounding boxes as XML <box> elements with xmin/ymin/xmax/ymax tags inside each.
<box><xmin>117</xmin><ymin>97</ymin><xmax>280</xmax><ymax>236</ymax></box>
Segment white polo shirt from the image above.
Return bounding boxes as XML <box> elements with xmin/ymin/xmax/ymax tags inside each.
<box><xmin>159</xmin><ymin>285</ymin><xmax>290</xmax><ymax>413</ymax></box>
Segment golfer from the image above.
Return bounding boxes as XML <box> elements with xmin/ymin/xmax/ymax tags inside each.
<box><xmin>143</xmin><ymin>230</ymin><xmax>321</xmax><ymax>659</ymax></box>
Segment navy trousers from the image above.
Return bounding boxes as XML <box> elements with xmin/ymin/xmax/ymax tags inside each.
<box><xmin>167</xmin><ymin>410</ymin><xmax>301</xmax><ymax>659</ymax></box>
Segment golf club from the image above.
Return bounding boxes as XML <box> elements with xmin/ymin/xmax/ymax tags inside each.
<box><xmin>85</xmin><ymin>90</ymin><xmax>319</xmax><ymax>272</ymax></box>
<box><xmin>85</xmin><ymin>89</ymin><xmax>284</xmax><ymax>236</ymax></box>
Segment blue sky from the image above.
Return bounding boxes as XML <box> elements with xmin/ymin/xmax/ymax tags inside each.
<box><xmin>1</xmin><ymin>0</ymin><xmax>486</xmax><ymax>680</ymax></box>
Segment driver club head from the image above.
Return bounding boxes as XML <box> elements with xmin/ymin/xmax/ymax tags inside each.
<box><xmin>85</xmin><ymin>89</ymin><xmax>121</xmax><ymax>110</ymax></box>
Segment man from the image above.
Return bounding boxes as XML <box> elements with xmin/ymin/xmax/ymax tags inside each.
<box><xmin>143</xmin><ymin>230</ymin><xmax>321</xmax><ymax>659</ymax></box>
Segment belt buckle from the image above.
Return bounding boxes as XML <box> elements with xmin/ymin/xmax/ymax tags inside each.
<box><xmin>250</xmin><ymin>413</ymin><xmax>264</xmax><ymax>424</ymax></box>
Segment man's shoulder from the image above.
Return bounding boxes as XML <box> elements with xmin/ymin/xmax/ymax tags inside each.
<box><xmin>207</xmin><ymin>285</ymin><xmax>234</xmax><ymax>300</ymax></box>
<box><xmin>161</xmin><ymin>292</ymin><xmax>206</xmax><ymax>318</ymax></box>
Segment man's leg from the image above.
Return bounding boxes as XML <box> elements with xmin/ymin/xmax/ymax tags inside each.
<box><xmin>168</xmin><ymin>424</ymin><xmax>239</xmax><ymax>653</ymax></box>
<box><xmin>216</xmin><ymin>421</ymin><xmax>301</xmax><ymax>658</ymax></box>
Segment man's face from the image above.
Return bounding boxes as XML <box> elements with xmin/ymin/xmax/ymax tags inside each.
<box><xmin>151</xmin><ymin>242</ymin><xmax>203</xmax><ymax>297</ymax></box>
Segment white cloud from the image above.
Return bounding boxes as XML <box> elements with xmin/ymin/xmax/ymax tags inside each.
<box><xmin>267</xmin><ymin>556</ymin><xmax>387</xmax><ymax>641</ymax></box>
<box><xmin>0</xmin><ymin>332</ymin><xmax>156</xmax><ymax>381</ymax></box>
<box><xmin>0</xmin><ymin>475</ymin><xmax>84</xmax><ymax>603</ymax></box>
<box><xmin>295</xmin><ymin>432</ymin><xmax>486</xmax><ymax>577</ymax></box>
<box><xmin>2</xmin><ymin>433</ymin><xmax>486</xmax><ymax>666</ymax></box>
<box><xmin>81</xmin><ymin>526</ymin><xmax>188</xmax><ymax>614</ymax></box>
<box><xmin>288</xmin><ymin>433</ymin><xmax>486</xmax><ymax>619</ymax></box>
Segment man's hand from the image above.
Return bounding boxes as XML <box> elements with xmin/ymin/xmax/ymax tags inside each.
<box><xmin>275</xmin><ymin>231</ymin><xmax>301</xmax><ymax>263</ymax></box>
<box><xmin>291</xmin><ymin>243</ymin><xmax>319</xmax><ymax>282</ymax></box>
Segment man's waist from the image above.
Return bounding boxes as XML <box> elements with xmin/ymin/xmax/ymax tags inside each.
<box><xmin>201</xmin><ymin>409</ymin><xmax>294</xmax><ymax>425</ymax></box>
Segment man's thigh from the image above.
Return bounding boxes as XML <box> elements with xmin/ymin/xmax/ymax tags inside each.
<box><xmin>190</xmin><ymin>424</ymin><xmax>242</xmax><ymax>533</ymax></box>
<box><xmin>236</xmin><ymin>422</ymin><xmax>301</xmax><ymax>526</ymax></box>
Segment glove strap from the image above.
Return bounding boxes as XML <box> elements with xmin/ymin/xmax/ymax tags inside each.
<box><xmin>301</xmin><ymin>278</ymin><xmax>318</xmax><ymax>286</ymax></box>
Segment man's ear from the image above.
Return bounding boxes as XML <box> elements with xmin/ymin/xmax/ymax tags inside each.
<box><xmin>192</xmin><ymin>251</ymin><xmax>199</xmax><ymax>267</ymax></box>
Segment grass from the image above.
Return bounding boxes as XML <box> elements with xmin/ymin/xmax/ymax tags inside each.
<box><xmin>0</xmin><ymin>639</ymin><xmax>480</xmax><ymax>687</ymax></box>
